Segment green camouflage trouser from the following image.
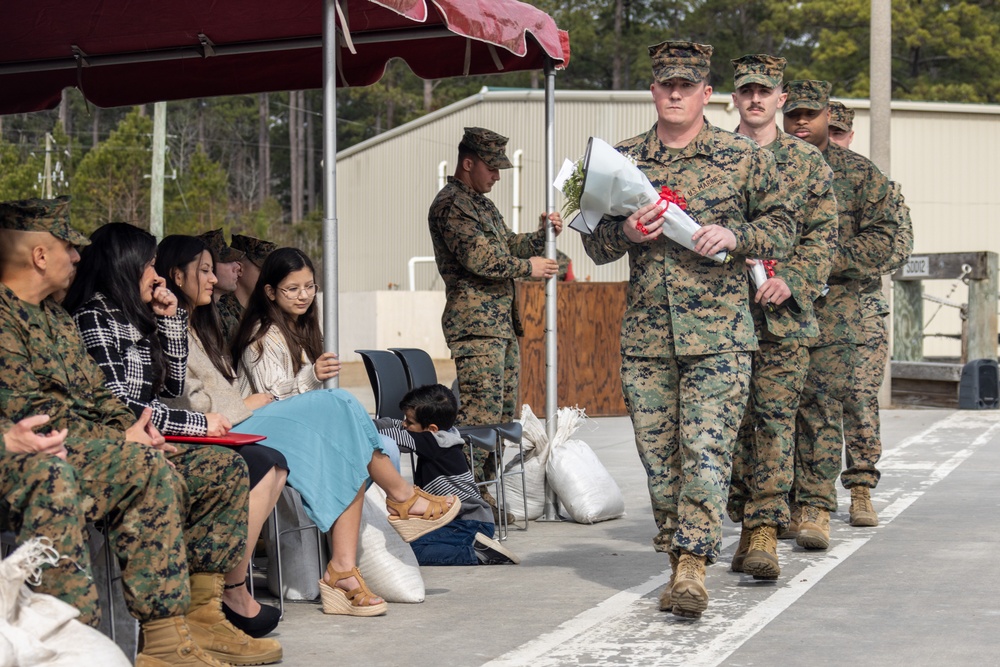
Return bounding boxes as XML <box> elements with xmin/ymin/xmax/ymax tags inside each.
<box><xmin>622</xmin><ymin>352</ymin><xmax>751</xmax><ymax>564</ymax></box>
<box><xmin>162</xmin><ymin>443</ymin><xmax>248</xmax><ymax>577</ymax></box>
<box><xmin>793</xmin><ymin>343</ymin><xmax>858</xmax><ymax>511</ymax></box>
<box><xmin>728</xmin><ymin>337</ymin><xmax>810</xmax><ymax>530</ymax></box>
<box><xmin>453</xmin><ymin>336</ymin><xmax>519</xmax><ymax>482</ymax></box>
<box><xmin>44</xmin><ymin>438</ymin><xmax>248</xmax><ymax>624</ymax></box>
<box><xmin>841</xmin><ymin>312</ymin><xmax>887</xmax><ymax>490</ymax></box>
<box><xmin>1</xmin><ymin>451</ymin><xmax>96</xmax><ymax>624</ymax></box>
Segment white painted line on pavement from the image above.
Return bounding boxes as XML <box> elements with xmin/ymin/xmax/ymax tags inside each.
<box><xmin>485</xmin><ymin>412</ymin><xmax>1000</xmax><ymax>667</ymax></box>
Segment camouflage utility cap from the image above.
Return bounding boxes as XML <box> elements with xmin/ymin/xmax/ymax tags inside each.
<box><xmin>828</xmin><ymin>101</ymin><xmax>855</xmax><ymax>131</ymax></box>
<box><xmin>731</xmin><ymin>54</ymin><xmax>786</xmax><ymax>89</ymax></box>
<box><xmin>784</xmin><ymin>80</ymin><xmax>831</xmax><ymax>113</ymax></box>
<box><xmin>649</xmin><ymin>41</ymin><xmax>713</xmax><ymax>83</ymax></box>
<box><xmin>461</xmin><ymin>127</ymin><xmax>513</xmax><ymax>170</ymax></box>
<box><xmin>0</xmin><ymin>196</ymin><xmax>89</xmax><ymax>246</ymax></box>
<box><xmin>198</xmin><ymin>228</ymin><xmax>244</xmax><ymax>263</ymax></box>
<box><xmin>231</xmin><ymin>234</ymin><xmax>276</xmax><ymax>268</ymax></box>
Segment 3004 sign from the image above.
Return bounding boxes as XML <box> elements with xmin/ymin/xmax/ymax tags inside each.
<box><xmin>901</xmin><ymin>256</ymin><xmax>929</xmax><ymax>277</ymax></box>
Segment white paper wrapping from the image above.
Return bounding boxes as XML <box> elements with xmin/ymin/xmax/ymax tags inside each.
<box><xmin>556</xmin><ymin>137</ymin><xmax>727</xmax><ymax>263</ymax></box>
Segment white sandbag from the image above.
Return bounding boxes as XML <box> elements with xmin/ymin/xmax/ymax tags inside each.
<box><xmin>357</xmin><ymin>486</ymin><xmax>425</xmax><ymax>604</ymax></box>
<box><xmin>502</xmin><ymin>405</ymin><xmax>549</xmax><ymax>521</ymax></box>
<box><xmin>545</xmin><ymin>408</ymin><xmax>625</xmax><ymax>524</ymax></box>
<box><xmin>0</xmin><ymin>538</ymin><xmax>130</xmax><ymax>667</ymax></box>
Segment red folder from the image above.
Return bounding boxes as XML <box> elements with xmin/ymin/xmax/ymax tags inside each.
<box><xmin>164</xmin><ymin>433</ymin><xmax>266</xmax><ymax>446</ymax></box>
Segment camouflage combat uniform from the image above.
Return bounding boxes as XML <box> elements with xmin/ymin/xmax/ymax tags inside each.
<box><xmin>0</xmin><ymin>283</ymin><xmax>249</xmax><ymax>624</ymax></box>
<box><xmin>728</xmin><ymin>128</ymin><xmax>837</xmax><ymax>531</ymax></box>
<box><xmin>793</xmin><ymin>139</ymin><xmax>893</xmax><ymax>512</ymax></box>
<box><xmin>582</xmin><ymin>120</ymin><xmax>795</xmax><ymax>563</ymax></box>
<box><xmin>0</xmin><ymin>419</ymin><xmax>98</xmax><ymax>623</ymax></box>
<box><xmin>428</xmin><ymin>128</ymin><xmax>544</xmax><ymax>481</ymax></box>
<box><xmin>841</xmin><ymin>182</ymin><xmax>913</xmax><ymax>490</ymax></box>
<box><xmin>217</xmin><ymin>291</ymin><xmax>243</xmax><ymax>343</ymax></box>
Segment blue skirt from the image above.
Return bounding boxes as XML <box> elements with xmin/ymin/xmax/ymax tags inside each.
<box><xmin>238</xmin><ymin>388</ymin><xmax>392</xmax><ymax>532</ymax></box>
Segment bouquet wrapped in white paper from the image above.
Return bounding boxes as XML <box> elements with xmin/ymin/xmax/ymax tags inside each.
<box><xmin>554</xmin><ymin>137</ymin><xmax>727</xmax><ymax>263</ymax></box>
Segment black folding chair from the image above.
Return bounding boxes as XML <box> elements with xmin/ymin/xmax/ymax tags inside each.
<box><xmin>388</xmin><ymin>347</ymin><xmax>438</xmax><ymax>390</ymax></box>
<box><xmin>356</xmin><ymin>349</ymin><xmax>408</xmax><ymax>420</ymax></box>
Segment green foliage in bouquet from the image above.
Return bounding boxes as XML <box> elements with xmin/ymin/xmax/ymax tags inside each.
<box><xmin>560</xmin><ymin>158</ymin><xmax>585</xmax><ymax>218</ymax></box>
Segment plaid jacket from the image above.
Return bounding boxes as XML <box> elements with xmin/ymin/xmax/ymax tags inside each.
<box><xmin>72</xmin><ymin>292</ymin><xmax>207</xmax><ymax>436</ymax></box>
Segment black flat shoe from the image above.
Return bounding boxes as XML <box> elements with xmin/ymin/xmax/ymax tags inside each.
<box><xmin>223</xmin><ymin>599</ymin><xmax>281</xmax><ymax>638</ymax></box>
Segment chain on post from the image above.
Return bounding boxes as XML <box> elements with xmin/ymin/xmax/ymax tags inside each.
<box><xmin>922</xmin><ymin>263</ymin><xmax>973</xmax><ymax>331</ymax></box>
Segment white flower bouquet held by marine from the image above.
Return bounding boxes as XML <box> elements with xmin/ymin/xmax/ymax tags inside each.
<box><xmin>553</xmin><ymin>137</ymin><xmax>728</xmax><ymax>263</ymax></box>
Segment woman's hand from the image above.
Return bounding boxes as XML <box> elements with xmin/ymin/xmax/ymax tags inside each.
<box><xmin>313</xmin><ymin>352</ymin><xmax>341</xmax><ymax>382</ymax></box>
<box><xmin>150</xmin><ymin>277</ymin><xmax>178</xmax><ymax>317</ymax></box>
<box><xmin>205</xmin><ymin>413</ymin><xmax>233</xmax><ymax>437</ymax></box>
<box><xmin>244</xmin><ymin>393</ymin><xmax>275</xmax><ymax>411</ymax></box>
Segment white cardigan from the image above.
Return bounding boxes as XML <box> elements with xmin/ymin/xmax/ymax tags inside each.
<box><xmin>237</xmin><ymin>325</ymin><xmax>321</xmax><ymax>400</ymax></box>
<box><xmin>163</xmin><ymin>331</ymin><xmax>253</xmax><ymax>426</ymax></box>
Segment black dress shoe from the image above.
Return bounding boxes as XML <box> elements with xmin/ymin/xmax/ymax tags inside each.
<box><xmin>223</xmin><ymin>600</ymin><xmax>281</xmax><ymax>638</ymax></box>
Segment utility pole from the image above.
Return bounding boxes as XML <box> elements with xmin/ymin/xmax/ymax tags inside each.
<box><xmin>871</xmin><ymin>0</ymin><xmax>893</xmax><ymax>405</ymax></box>
<box><xmin>150</xmin><ymin>101</ymin><xmax>167</xmax><ymax>241</ymax></box>
<box><xmin>43</xmin><ymin>133</ymin><xmax>54</xmax><ymax>198</ymax></box>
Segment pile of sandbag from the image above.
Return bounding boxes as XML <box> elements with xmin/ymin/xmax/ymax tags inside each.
<box><xmin>503</xmin><ymin>406</ymin><xmax>625</xmax><ymax>524</ymax></box>
<box><xmin>1</xmin><ymin>537</ymin><xmax>131</xmax><ymax>667</ymax></box>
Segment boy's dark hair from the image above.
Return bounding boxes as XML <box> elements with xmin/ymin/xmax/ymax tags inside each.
<box><xmin>400</xmin><ymin>383</ymin><xmax>459</xmax><ymax>431</ymax></box>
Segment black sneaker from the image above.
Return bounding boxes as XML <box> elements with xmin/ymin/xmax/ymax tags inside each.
<box><xmin>474</xmin><ymin>532</ymin><xmax>520</xmax><ymax>565</ymax></box>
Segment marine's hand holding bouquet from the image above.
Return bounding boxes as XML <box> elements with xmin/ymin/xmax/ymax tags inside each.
<box><xmin>554</xmin><ymin>137</ymin><xmax>728</xmax><ymax>263</ymax></box>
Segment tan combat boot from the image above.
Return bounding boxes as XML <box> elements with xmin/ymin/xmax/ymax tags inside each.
<box><xmin>658</xmin><ymin>551</ymin><xmax>679</xmax><ymax>611</ymax></box>
<box><xmin>796</xmin><ymin>506</ymin><xmax>830</xmax><ymax>550</ymax></box>
<box><xmin>135</xmin><ymin>616</ymin><xmax>230</xmax><ymax>666</ymax></box>
<box><xmin>778</xmin><ymin>503</ymin><xmax>800</xmax><ymax>540</ymax></box>
<box><xmin>670</xmin><ymin>552</ymin><xmax>708</xmax><ymax>619</ymax></box>
<box><xmin>849</xmin><ymin>487</ymin><xmax>879</xmax><ymax>527</ymax></box>
<box><xmin>743</xmin><ymin>525</ymin><xmax>780</xmax><ymax>580</ymax></box>
<box><xmin>186</xmin><ymin>573</ymin><xmax>283</xmax><ymax>666</ymax></box>
<box><xmin>730</xmin><ymin>523</ymin><xmax>751</xmax><ymax>573</ymax></box>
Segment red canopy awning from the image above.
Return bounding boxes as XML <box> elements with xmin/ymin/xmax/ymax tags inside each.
<box><xmin>0</xmin><ymin>0</ymin><xmax>570</xmax><ymax>114</ymax></box>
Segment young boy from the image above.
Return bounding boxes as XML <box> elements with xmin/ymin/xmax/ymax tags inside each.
<box><xmin>375</xmin><ymin>384</ymin><xmax>519</xmax><ymax>566</ymax></box>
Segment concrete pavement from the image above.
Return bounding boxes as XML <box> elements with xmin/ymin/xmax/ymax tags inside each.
<box><xmin>260</xmin><ymin>405</ymin><xmax>1000</xmax><ymax>666</ymax></box>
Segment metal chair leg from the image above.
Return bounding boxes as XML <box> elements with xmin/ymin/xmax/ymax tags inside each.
<box><xmin>270</xmin><ymin>507</ymin><xmax>284</xmax><ymax>619</ymax></box>
<box><xmin>100</xmin><ymin>523</ymin><xmax>116</xmax><ymax>643</ymax></box>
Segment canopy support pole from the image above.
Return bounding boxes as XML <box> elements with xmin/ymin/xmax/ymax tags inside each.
<box><xmin>543</xmin><ymin>58</ymin><xmax>557</xmax><ymax>440</ymax></box>
<box><xmin>538</xmin><ymin>57</ymin><xmax>565</xmax><ymax>523</ymax></box>
<box><xmin>322</xmin><ymin>0</ymin><xmax>339</xmax><ymax>387</ymax></box>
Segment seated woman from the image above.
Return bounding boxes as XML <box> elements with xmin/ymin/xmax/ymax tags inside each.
<box><xmin>63</xmin><ymin>223</ymin><xmax>288</xmax><ymax>639</ymax></box>
<box><xmin>156</xmin><ymin>235</ymin><xmax>460</xmax><ymax>617</ymax></box>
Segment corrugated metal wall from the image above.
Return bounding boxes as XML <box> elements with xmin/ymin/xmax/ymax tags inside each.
<box><xmin>336</xmin><ymin>89</ymin><xmax>1000</xmax><ymax>358</ymax></box>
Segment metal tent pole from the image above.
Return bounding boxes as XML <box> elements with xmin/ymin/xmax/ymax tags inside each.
<box><xmin>322</xmin><ymin>0</ymin><xmax>339</xmax><ymax>387</ymax></box>
<box><xmin>538</xmin><ymin>58</ymin><xmax>565</xmax><ymax>522</ymax></box>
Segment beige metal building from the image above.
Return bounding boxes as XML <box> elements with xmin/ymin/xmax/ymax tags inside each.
<box><xmin>334</xmin><ymin>87</ymin><xmax>1000</xmax><ymax>360</ymax></box>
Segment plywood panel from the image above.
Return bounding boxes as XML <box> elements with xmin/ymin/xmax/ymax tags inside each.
<box><xmin>516</xmin><ymin>281</ymin><xmax>628</xmax><ymax>417</ymax></box>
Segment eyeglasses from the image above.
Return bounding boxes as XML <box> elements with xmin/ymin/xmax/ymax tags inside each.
<box><xmin>277</xmin><ymin>284</ymin><xmax>318</xmax><ymax>298</ymax></box>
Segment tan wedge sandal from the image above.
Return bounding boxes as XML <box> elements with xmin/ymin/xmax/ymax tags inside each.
<box><xmin>318</xmin><ymin>564</ymin><xmax>387</xmax><ymax>617</ymax></box>
<box><xmin>386</xmin><ymin>487</ymin><xmax>462</xmax><ymax>543</ymax></box>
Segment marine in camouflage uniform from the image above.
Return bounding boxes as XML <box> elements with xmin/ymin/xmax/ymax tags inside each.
<box><xmin>427</xmin><ymin>128</ymin><xmax>560</xmax><ymax>488</ymax></box>
<box><xmin>581</xmin><ymin>42</ymin><xmax>795</xmax><ymax>618</ymax></box>
<box><xmin>782</xmin><ymin>82</ymin><xmax>895</xmax><ymax>549</ymax></box>
<box><xmin>198</xmin><ymin>228</ymin><xmax>245</xmax><ymax>343</ymax></box>
<box><xmin>840</xmin><ymin>181</ymin><xmax>913</xmax><ymax>525</ymax></box>
<box><xmin>0</xmin><ymin>198</ymin><xmax>257</xmax><ymax>666</ymax></box>
<box><xmin>725</xmin><ymin>55</ymin><xmax>838</xmax><ymax>580</ymax></box>
<box><xmin>227</xmin><ymin>234</ymin><xmax>278</xmax><ymax>343</ymax></box>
